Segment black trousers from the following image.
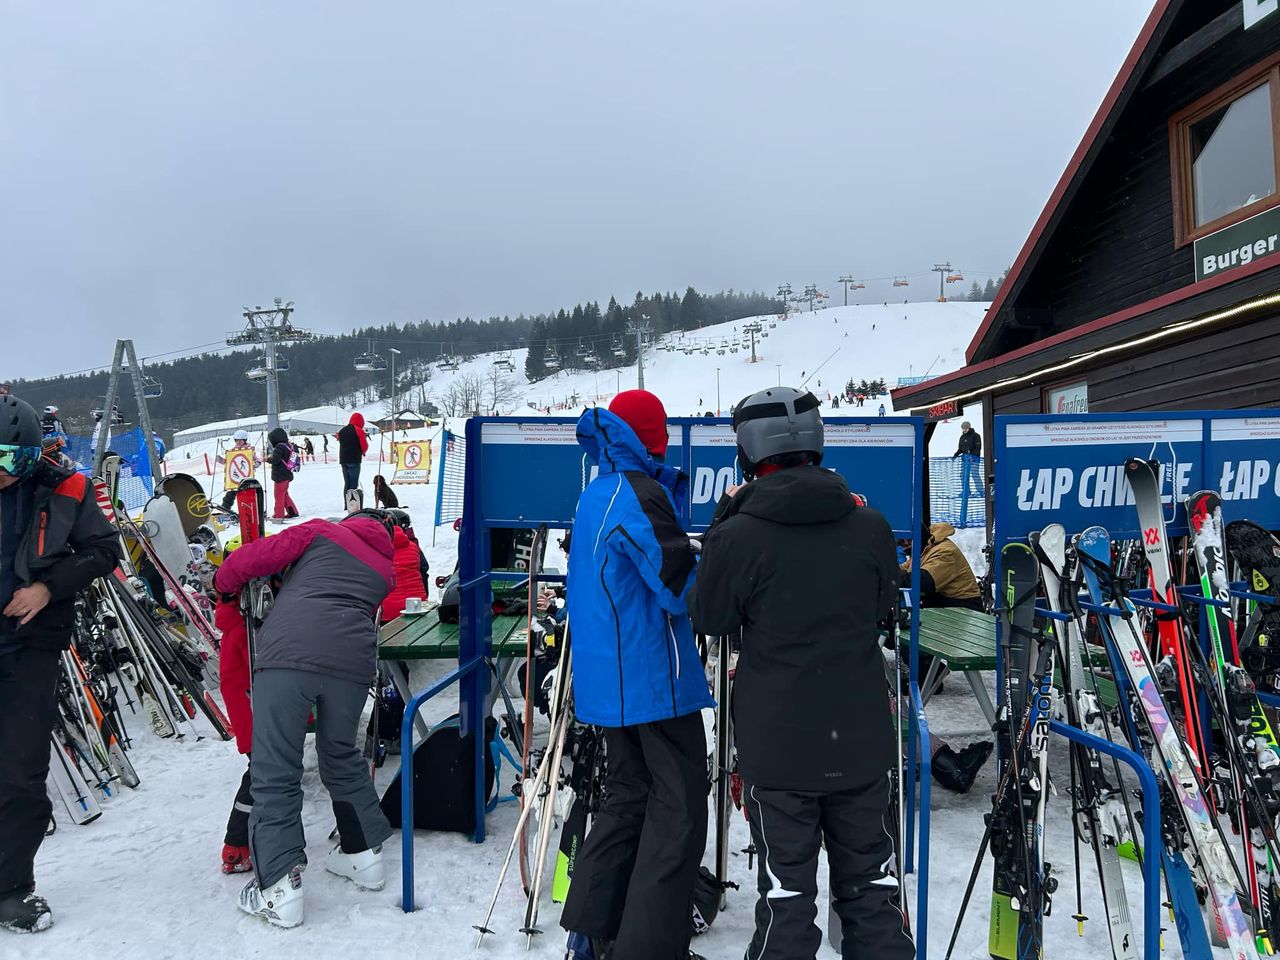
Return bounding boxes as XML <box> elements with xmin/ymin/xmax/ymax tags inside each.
<box><xmin>560</xmin><ymin>712</ymin><xmax>707</xmax><ymax>960</ymax></box>
<box><xmin>0</xmin><ymin>646</ymin><xmax>62</xmax><ymax>898</ymax></box>
<box><xmin>743</xmin><ymin>774</ymin><xmax>914</xmax><ymax>960</ymax></box>
<box><xmin>224</xmin><ymin>762</ymin><xmax>253</xmax><ymax>846</ymax></box>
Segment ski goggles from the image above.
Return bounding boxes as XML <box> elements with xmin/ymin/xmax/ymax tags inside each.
<box><xmin>0</xmin><ymin>443</ymin><xmax>41</xmax><ymax>478</ymax></box>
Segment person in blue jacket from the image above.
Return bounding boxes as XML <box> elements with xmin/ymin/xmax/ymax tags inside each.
<box><xmin>560</xmin><ymin>390</ymin><xmax>712</xmax><ymax>960</ymax></box>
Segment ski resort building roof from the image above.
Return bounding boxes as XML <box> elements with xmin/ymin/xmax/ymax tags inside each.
<box><xmin>173</xmin><ymin>404</ymin><xmax>353</xmax><ymax>445</ymax></box>
<box><xmin>893</xmin><ymin>0</ymin><xmax>1280</xmax><ymax>431</ymax></box>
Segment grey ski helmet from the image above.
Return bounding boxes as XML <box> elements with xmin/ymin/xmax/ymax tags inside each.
<box><xmin>732</xmin><ymin>386</ymin><xmax>824</xmax><ymax>479</ymax></box>
<box><xmin>1</xmin><ymin>396</ymin><xmax>42</xmax><ymax>447</ymax></box>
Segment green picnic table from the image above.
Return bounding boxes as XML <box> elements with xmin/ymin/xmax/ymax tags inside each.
<box><xmin>916</xmin><ymin>606</ymin><xmax>1116</xmax><ymax>723</ymax></box>
<box><xmin>378</xmin><ymin>605</ymin><xmax>529</xmax><ymax>661</ymax></box>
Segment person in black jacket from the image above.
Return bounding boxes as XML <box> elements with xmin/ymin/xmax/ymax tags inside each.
<box><xmin>0</xmin><ymin>396</ymin><xmax>122</xmax><ymax>934</ymax></box>
<box><xmin>336</xmin><ymin>413</ymin><xmax>368</xmax><ymax>500</ymax></box>
<box><xmin>266</xmin><ymin>427</ymin><xmax>299</xmax><ymax>522</ymax></box>
<box><xmin>689</xmin><ymin>387</ymin><xmax>913</xmax><ymax>960</ymax></box>
<box><xmin>953</xmin><ymin>420</ymin><xmax>981</xmax><ymax>457</ymax></box>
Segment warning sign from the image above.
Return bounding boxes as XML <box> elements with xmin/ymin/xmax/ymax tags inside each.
<box><xmin>224</xmin><ymin>450</ymin><xmax>256</xmax><ymax>491</ymax></box>
<box><xmin>392</xmin><ymin>441</ymin><xmax>432</xmax><ymax>484</ymax></box>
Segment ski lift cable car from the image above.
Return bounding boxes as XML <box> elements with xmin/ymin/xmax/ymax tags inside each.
<box><xmin>353</xmin><ymin>339</ymin><xmax>386</xmax><ymax>372</ymax></box>
<box><xmin>946</xmin><ymin>272</ymin><xmax>964</xmax><ymax>283</ymax></box>
<box><xmin>893</xmin><ymin>277</ymin><xmax>910</xmax><ymax>287</ymax></box>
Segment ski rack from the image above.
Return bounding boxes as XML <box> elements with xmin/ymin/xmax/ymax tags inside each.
<box><xmin>992</xmin><ymin>408</ymin><xmax>1280</xmax><ymax>960</ymax></box>
<box><xmin>399</xmin><ymin>414</ymin><xmax>931</xmax><ymax>936</ymax></box>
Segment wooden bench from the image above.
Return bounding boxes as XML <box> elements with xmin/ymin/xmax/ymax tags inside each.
<box><xmin>916</xmin><ymin>606</ymin><xmax>1117</xmax><ymax>725</ymax></box>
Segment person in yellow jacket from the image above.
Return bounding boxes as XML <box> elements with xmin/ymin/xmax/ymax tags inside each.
<box><xmin>901</xmin><ymin>521</ymin><xmax>982</xmax><ymax>611</ymax></box>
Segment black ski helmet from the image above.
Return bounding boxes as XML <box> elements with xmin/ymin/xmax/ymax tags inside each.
<box><xmin>1</xmin><ymin>396</ymin><xmax>42</xmax><ymax>448</ymax></box>
<box><xmin>731</xmin><ymin>386</ymin><xmax>824</xmax><ymax>479</ymax></box>
<box><xmin>344</xmin><ymin>508</ymin><xmax>396</xmax><ymax>543</ymax></box>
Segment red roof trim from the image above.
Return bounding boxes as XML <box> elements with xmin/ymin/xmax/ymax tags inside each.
<box><xmin>893</xmin><ymin>247</ymin><xmax>1280</xmax><ymax>405</ymax></box>
<box><xmin>965</xmin><ymin>0</ymin><xmax>1176</xmax><ymax>365</ymax></box>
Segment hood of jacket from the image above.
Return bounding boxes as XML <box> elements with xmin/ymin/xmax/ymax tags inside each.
<box><xmin>340</xmin><ymin>515</ymin><xmax>395</xmax><ymax>565</ymax></box>
<box><xmin>726</xmin><ymin>465</ymin><xmax>855</xmax><ymax>526</ymax></box>
<box><xmin>349</xmin><ymin>412</ymin><xmax>365</xmax><ymax>429</ymax></box>
<box><xmin>267</xmin><ymin>427</ymin><xmax>289</xmax><ymax>447</ymax></box>
<box><xmin>576</xmin><ymin>407</ymin><xmax>685</xmax><ymax>500</ymax></box>
<box><xmin>929</xmin><ymin>521</ymin><xmax>957</xmax><ymax>543</ymax></box>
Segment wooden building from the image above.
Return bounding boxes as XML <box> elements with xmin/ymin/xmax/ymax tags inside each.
<box><xmin>894</xmin><ymin>0</ymin><xmax>1280</xmax><ymax>449</ymax></box>
<box><xmin>373</xmin><ymin>408</ymin><xmax>436</xmax><ymax>432</ymax></box>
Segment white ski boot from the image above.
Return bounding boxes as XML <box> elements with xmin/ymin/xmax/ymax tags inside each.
<box><xmin>325</xmin><ymin>844</ymin><xmax>384</xmax><ymax>891</ymax></box>
<box><xmin>239</xmin><ymin>866</ymin><xmax>304</xmax><ymax>928</ymax></box>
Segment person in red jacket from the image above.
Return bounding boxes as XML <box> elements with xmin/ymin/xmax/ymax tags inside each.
<box><xmin>336</xmin><ymin>413</ymin><xmax>369</xmax><ymax>500</ymax></box>
<box><xmin>215</xmin><ymin>597</ymin><xmax>256</xmax><ymax>874</ymax></box>
<box><xmin>381</xmin><ymin>526</ymin><xmax>427</xmax><ymax>621</ymax></box>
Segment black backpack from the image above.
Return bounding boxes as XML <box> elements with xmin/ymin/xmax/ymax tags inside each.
<box><xmin>379</xmin><ymin>714</ymin><xmax>498</xmax><ymax>835</ymax></box>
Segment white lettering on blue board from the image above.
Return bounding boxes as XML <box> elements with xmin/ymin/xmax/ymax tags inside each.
<box><xmin>1219</xmin><ymin>460</ymin><xmax>1280</xmax><ymax>500</ymax></box>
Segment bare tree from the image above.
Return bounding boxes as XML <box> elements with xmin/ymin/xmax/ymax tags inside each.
<box><xmin>485</xmin><ymin>367</ymin><xmax>519</xmax><ymax>414</ymax></box>
<box><xmin>439</xmin><ymin>372</ymin><xmax>485</xmax><ymax>417</ymax></box>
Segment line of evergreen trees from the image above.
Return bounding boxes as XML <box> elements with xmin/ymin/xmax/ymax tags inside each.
<box><xmin>6</xmin><ymin>287</ymin><xmax>778</xmax><ymax>440</ymax></box>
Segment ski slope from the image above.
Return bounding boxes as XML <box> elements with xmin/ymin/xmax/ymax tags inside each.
<box><xmin>19</xmin><ymin>301</ymin><xmax>1224</xmax><ymax>960</ymax></box>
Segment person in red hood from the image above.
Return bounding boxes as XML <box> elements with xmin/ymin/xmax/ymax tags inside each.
<box><xmin>336</xmin><ymin>413</ymin><xmax>369</xmax><ymax>501</ymax></box>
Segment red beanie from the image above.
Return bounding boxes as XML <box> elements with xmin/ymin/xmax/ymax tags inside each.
<box><xmin>608</xmin><ymin>390</ymin><xmax>668</xmax><ymax>457</ymax></box>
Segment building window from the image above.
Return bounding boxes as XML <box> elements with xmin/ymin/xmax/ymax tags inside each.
<box><xmin>1171</xmin><ymin>59</ymin><xmax>1280</xmax><ymax>246</ymax></box>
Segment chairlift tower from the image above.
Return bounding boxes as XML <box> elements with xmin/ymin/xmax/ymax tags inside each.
<box><xmin>838</xmin><ymin>275</ymin><xmax>857</xmax><ymax>306</ymax></box>
<box><xmin>225</xmin><ymin>299</ymin><xmax>312</xmax><ymax>432</ymax></box>
<box><xmin>627</xmin><ymin>317</ymin><xmax>652</xmax><ymax>390</ymax></box>
<box><xmin>776</xmin><ymin>283</ymin><xmax>793</xmax><ymax>313</ymax></box>
<box><xmin>932</xmin><ymin>263</ymin><xmax>953</xmax><ymax>303</ymax></box>
<box><xmin>803</xmin><ymin>283</ymin><xmax>820</xmax><ymax>312</ymax></box>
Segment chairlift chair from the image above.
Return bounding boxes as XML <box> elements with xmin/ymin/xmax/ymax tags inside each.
<box><xmin>90</xmin><ymin>398</ymin><xmax>126</xmax><ymax>425</ymax></box>
<box><xmin>353</xmin><ymin>340</ymin><xmax>385</xmax><ymax>372</ymax></box>
<box><xmin>852</xmin><ymin>281</ymin><xmax>866</xmax><ymax>290</ymax></box>
<box><xmin>892</xmin><ymin>277</ymin><xmax>910</xmax><ymax>287</ymax></box>
<box><xmin>274</xmin><ymin>357</ymin><xmax>291</xmax><ymax>372</ymax></box>
<box><xmin>141</xmin><ymin>375</ymin><xmax>163</xmax><ymax>399</ymax></box>
<box><xmin>245</xmin><ymin>358</ymin><xmax>269</xmax><ymax>383</ymax></box>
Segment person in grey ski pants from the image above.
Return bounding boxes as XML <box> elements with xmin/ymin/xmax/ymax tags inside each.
<box><xmin>249</xmin><ymin>668</ymin><xmax>392</xmax><ymax>888</ymax></box>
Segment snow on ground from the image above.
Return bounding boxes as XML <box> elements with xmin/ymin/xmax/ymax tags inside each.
<box><xmin>21</xmin><ymin>303</ymin><xmax>1228</xmax><ymax>959</ymax></box>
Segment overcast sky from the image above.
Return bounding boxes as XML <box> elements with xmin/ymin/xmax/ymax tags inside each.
<box><xmin>1</xmin><ymin>1</ymin><xmax>1156</xmax><ymax>380</ymax></box>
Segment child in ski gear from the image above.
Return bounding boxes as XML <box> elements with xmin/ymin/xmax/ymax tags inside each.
<box><xmin>879</xmin><ymin>403</ymin><xmax>886</xmax><ymax>417</ymax></box>
<box><xmin>689</xmin><ymin>386</ymin><xmax>914</xmax><ymax>960</ymax></box>
<box><xmin>372</xmin><ymin>473</ymin><xmax>399</xmax><ymax>509</ymax></box>
<box><xmin>0</xmin><ymin>396</ymin><xmax>122</xmax><ymax>934</ymax></box>
<box><xmin>560</xmin><ymin>391</ymin><xmax>712</xmax><ymax>960</ymax></box>
<box><xmin>267</xmin><ymin>427</ymin><xmax>299</xmax><ymax>521</ymax></box>
<box><xmin>218</xmin><ymin>431</ymin><xmax>255</xmax><ymax>513</ymax></box>
<box><xmin>213</xmin><ymin>511</ymin><xmax>396</xmax><ymax>928</ymax></box>
<box><xmin>336</xmin><ymin>412</ymin><xmax>368</xmax><ymax>498</ymax></box>
<box><xmin>302</xmin><ymin>437</ymin><xmax>314</xmax><ymax>462</ymax></box>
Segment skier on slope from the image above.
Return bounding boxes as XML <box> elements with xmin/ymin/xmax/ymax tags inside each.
<box><xmin>213</xmin><ymin>510</ymin><xmax>396</xmax><ymax>929</ymax></box>
<box><xmin>0</xmin><ymin>396</ymin><xmax>121</xmax><ymax>934</ymax></box>
<box><xmin>560</xmin><ymin>390</ymin><xmax>712</xmax><ymax>960</ymax></box>
<box><xmin>336</xmin><ymin>412</ymin><xmax>369</xmax><ymax>501</ymax></box>
<box><xmin>688</xmin><ymin>386</ymin><xmax>915</xmax><ymax>960</ymax></box>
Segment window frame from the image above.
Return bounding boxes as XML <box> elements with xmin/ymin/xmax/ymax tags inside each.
<box><xmin>1169</xmin><ymin>53</ymin><xmax>1280</xmax><ymax>248</ymax></box>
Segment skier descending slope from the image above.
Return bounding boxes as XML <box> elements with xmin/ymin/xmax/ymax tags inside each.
<box><xmin>690</xmin><ymin>386</ymin><xmax>914</xmax><ymax>960</ymax></box>
<box><xmin>213</xmin><ymin>510</ymin><xmax>396</xmax><ymax>929</ymax></box>
<box><xmin>0</xmin><ymin>396</ymin><xmax>121</xmax><ymax>934</ymax></box>
<box><xmin>560</xmin><ymin>391</ymin><xmax>711</xmax><ymax>960</ymax></box>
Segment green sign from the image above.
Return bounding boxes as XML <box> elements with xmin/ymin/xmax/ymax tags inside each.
<box><xmin>1194</xmin><ymin>204</ymin><xmax>1280</xmax><ymax>282</ymax></box>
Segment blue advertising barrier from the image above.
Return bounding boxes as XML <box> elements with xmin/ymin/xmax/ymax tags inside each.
<box><xmin>991</xmin><ymin>409</ymin><xmax>1280</xmax><ymax>959</ymax></box>
<box><xmin>400</xmin><ymin>415</ymin><xmax>932</xmax><ymax>950</ymax></box>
